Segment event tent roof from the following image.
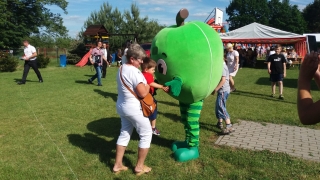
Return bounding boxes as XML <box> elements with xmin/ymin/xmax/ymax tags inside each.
<box><xmin>220</xmin><ymin>22</ymin><xmax>306</xmax><ymax>43</ymax></box>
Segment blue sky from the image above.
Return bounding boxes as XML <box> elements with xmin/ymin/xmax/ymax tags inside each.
<box><xmin>48</xmin><ymin>0</ymin><xmax>314</xmax><ymax>37</ymax></box>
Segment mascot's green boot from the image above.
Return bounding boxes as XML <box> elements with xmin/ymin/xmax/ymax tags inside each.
<box><xmin>151</xmin><ymin>8</ymin><xmax>223</xmax><ymax>162</ymax></box>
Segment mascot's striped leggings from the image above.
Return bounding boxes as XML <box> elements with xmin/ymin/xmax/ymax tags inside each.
<box><xmin>179</xmin><ymin>100</ymin><xmax>203</xmax><ymax>147</ymax></box>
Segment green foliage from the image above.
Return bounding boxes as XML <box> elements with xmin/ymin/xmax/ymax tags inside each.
<box><xmin>0</xmin><ymin>0</ymin><xmax>68</xmax><ymax>48</ymax></box>
<box><xmin>82</xmin><ymin>2</ymin><xmax>165</xmax><ymax>52</ymax></box>
<box><xmin>67</xmin><ymin>39</ymin><xmax>87</xmax><ymax>64</ymax></box>
<box><xmin>303</xmin><ymin>0</ymin><xmax>320</xmax><ymax>32</ymax></box>
<box><xmin>226</xmin><ymin>0</ymin><xmax>269</xmax><ymax>30</ymax></box>
<box><xmin>36</xmin><ymin>54</ymin><xmax>50</xmax><ymax>68</ymax></box>
<box><xmin>24</xmin><ymin>35</ymin><xmax>73</xmax><ymax>49</ymax></box>
<box><xmin>66</xmin><ymin>53</ymin><xmax>81</xmax><ymax>65</ymax></box>
<box><xmin>0</xmin><ymin>53</ymin><xmax>19</xmax><ymax>72</ymax></box>
<box><xmin>226</xmin><ymin>0</ymin><xmax>307</xmax><ymax>33</ymax></box>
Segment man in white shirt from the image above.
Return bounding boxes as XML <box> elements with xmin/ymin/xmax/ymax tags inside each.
<box><xmin>17</xmin><ymin>40</ymin><xmax>43</xmax><ymax>85</ymax></box>
<box><xmin>102</xmin><ymin>42</ymin><xmax>111</xmax><ymax>78</ymax></box>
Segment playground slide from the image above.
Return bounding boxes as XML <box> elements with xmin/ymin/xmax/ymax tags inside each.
<box><xmin>75</xmin><ymin>48</ymin><xmax>92</xmax><ymax>67</ymax></box>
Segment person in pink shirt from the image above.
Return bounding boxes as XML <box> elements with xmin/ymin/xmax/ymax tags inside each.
<box><xmin>88</xmin><ymin>41</ymin><xmax>107</xmax><ymax>86</ymax></box>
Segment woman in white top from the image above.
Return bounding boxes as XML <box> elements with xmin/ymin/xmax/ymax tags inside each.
<box><xmin>226</xmin><ymin>43</ymin><xmax>239</xmax><ymax>92</ymax></box>
<box><xmin>113</xmin><ymin>43</ymin><xmax>152</xmax><ymax>175</ymax></box>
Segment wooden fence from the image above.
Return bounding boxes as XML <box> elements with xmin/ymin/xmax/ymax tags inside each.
<box><xmin>37</xmin><ymin>48</ymin><xmax>67</xmax><ymax>59</ymax></box>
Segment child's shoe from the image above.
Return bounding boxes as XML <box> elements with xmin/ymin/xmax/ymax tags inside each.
<box><xmin>222</xmin><ymin>126</ymin><xmax>235</xmax><ymax>135</ymax></box>
<box><xmin>216</xmin><ymin>122</ymin><xmax>224</xmax><ymax>130</ymax></box>
<box><xmin>152</xmin><ymin>127</ymin><xmax>160</xmax><ymax>136</ymax></box>
<box><xmin>279</xmin><ymin>95</ymin><xmax>284</xmax><ymax>100</ymax></box>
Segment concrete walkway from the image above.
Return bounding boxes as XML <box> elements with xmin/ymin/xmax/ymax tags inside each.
<box><xmin>215</xmin><ymin>120</ymin><xmax>320</xmax><ymax>162</ymax></box>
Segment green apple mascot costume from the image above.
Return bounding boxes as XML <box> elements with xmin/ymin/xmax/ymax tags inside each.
<box><xmin>151</xmin><ymin>8</ymin><xmax>223</xmax><ymax>162</ymax></box>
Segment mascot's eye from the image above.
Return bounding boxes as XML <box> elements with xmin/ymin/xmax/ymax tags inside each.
<box><xmin>157</xmin><ymin>59</ymin><xmax>167</xmax><ymax>75</ymax></box>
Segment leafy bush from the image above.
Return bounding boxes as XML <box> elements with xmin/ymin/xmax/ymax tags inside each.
<box><xmin>0</xmin><ymin>53</ymin><xmax>19</xmax><ymax>72</ymax></box>
<box><xmin>66</xmin><ymin>53</ymin><xmax>81</xmax><ymax>64</ymax></box>
<box><xmin>36</xmin><ymin>54</ymin><xmax>50</xmax><ymax>68</ymax></box>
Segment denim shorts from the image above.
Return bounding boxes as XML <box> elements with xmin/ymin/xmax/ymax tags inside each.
<box><xmin>215</xmin><ymin>91</ymin><xmax>230</xmax><ymax>120</ymax></box>
<box><xmin>270</xmin><ymin>74</ymin><xmax>283</xmax><ymax>82</ymax></box>
<box><xmin>148</xmin><ymin>98</ymin><xmax>158</xmax><ymax>120</ymax></box>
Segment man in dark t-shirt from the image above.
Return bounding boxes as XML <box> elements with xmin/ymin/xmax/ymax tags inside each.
<box><xmin>267</xmin><ymin>45</ymin><xmax>286</xmax><ymax>99</ymax></box>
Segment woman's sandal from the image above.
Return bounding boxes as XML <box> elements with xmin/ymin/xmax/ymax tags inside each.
<box><xmin>113</xmin><ymin>166</ymin><xmax>128</xmax><ymax>174</ymax></box>
<box><xmin>135</xmin><ymin>165</ymin><xmax>152</xmax><ymax>176</ymax></box>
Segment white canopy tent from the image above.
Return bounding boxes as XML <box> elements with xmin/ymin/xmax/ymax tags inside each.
<box><xmin>220</xmin><ymin>22</ymin><xmax>307</xmax><ymax>57</ymax></box>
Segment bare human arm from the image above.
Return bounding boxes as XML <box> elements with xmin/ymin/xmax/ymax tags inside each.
<box><xmin>297</xmin><ymin>52</ymin><xmax>320</xmax><ymax>125</ymax></box>
<box><xmin>211</xmin><ymin>76</ymin><xmax>226</xmax><ymax>95</ymax></box>
<box><xmin>149</xmin><ymin>82</ymin><xmax>169</xmax><ymax>92</ymax></box>
<box><xmin>234</xmin><ymin>55</ymin><xmax>239</xmax><ymax>71</ymax></box>
<box><xmin>135</xmin><ymin>83</ymin><xmax>150</xmax><ymax>98</ymax></box>
<box><xmin>267</xmin><ymin>62</ymin><xmax>271</xmax><ymax>74</ymax></box>
<box><xmin>283</xmin><ymin>63</ymin><xmax>286</xmax><ymax>78</ymax></box>
<box><xmin>89</xmin><ymin>54</ymin><xmax>94</xmax><ymax>64</ymax></box>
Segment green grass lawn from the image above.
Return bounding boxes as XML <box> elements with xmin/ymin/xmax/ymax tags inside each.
<box><xmin>1</xmin><ymin>61</ymin><xmax>320</xmax><ymax>179</ymax></box>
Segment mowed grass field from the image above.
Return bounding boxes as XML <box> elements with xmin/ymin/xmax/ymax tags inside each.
<box><xmin>0</xmin><ymin>61</ymin><xmax>320</xmax><ymax>179</ymax></box>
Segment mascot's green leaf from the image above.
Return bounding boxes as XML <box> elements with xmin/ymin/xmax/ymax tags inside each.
<box><xmin>165</xmin><ymin>77</ymin><xmax>182</xmax><ymax>96</ymax></box>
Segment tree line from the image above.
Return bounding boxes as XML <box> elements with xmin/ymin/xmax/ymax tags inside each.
<box><xmin>2</xmin><ymin>0</ymin><xmax>320</xmax><ymax>50</ymax></box>
<box><xmin>226</xmin><ymin>0</ymin><xmax>320</xmax><ymax>34</ymax></box>
<box><xmin>80</xmin><ymin>2</ymin><xmax>165</xmax><ymax>52</ymax></box>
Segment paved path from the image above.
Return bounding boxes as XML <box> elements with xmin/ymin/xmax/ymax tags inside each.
<box><xmin>215</xmin><ymin>120</ymin><xmax>320</xmax><ymax>162</ymax></box>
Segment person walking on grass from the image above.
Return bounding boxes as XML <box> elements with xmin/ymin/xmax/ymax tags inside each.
<box><xmin>226</xmin><ymin>43</ymin><xmax>239</xmax><ymax>92</ymax></box>
<box><xmin>17</xmin><ymin>40</ymin><xmax>43</xmax><ymax>85</ymax></box>
<box><xmin>298</xmin><ymin>52</ymin><xmax>320</xmax><ymax>125</ymax></box>
<box><xmin>88</xmin><ymin>41</ymin><xmax>107</xmax><ymax>86</ymax></box>
<box><xmin>141</xmin><ymin>57</ymin><xmax>169</xmax><ymax>136</ymax></box>
<box><xmin>267</xmin><ymin>45</ymin><xmax>286</xmax><ymax>99</ymax></box>
<box><xmin>113</xmin><ymin>43</ymin><xmax>152</xmax><ymax>175</ymax></box>
<box><xmin>212</xmin><ymin>57</ymin><xmax>234</xmax><ymax>134</ymax></box>
<box><xmin>102</xmin><ymin>42</ymin><xmax>112</xmax><ymax>78</ymax></box>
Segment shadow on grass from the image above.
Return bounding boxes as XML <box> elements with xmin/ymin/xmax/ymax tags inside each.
<box><xmin>67</xmin><ymin>117</ymin><xmax>135</xmax><ymax>172</ymax></box>
<box><xmin>157</xmin><ymin>111</ymin><xmax>180</xmax><ymax>122</ymax></box>
<box><xmin>68</xmin><ymin>117</ymin><xmax>175</xmax><ymax>171</ymax></box>
<box><xmin>75</xmin><ymin>80</ymin><xmax>90</xmax><ymax>84</ymax></box>
<box><xmin>199</xmin><ymin>122</ymin><xmax>224</xmax><ymax>136</ymax></box>
<box><xmin>255</xmin><ymin>77</ymin><xmax>319</xmax><ymax>90</ymax></box>
<box><xmin>232</xmin><ymin>90</ymin><xmax>296</xmax><ymax>105</ymax></box>
<box><xmin>13</xmin><ymin>78</ymin><xmax>37</xmax><ymax>82</ymax></box>
<box><xmin>84</xmin><ymin>74</ymin><xmax>93</xmax><ymax>77</ymax></box>
<box><xmin>157</xmin><ymin>100</ymin><xmax>179</xmax><ymax>107</ymax></box>
<box><xmin>93</xmin><ymin>89</ymin><xmax>117</xmax><ymax>102</ymax></box>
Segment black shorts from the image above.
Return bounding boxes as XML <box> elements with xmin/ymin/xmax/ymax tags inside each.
<box><xmin>270</xmin><ymin>74</ymin><xmax>283</xmax><ymax>82</ymax></box>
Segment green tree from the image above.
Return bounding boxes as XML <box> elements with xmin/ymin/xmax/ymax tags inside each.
<box><xmin>268</xmin><ymin>0</ymin><xmax>306</xmax><ymax>34</ymax></box>
<box><xmin>81</xmin><ymin>2</ymin><xmax>165</xmax><ymax>52</ymax></box>
<box><xmin>0</xmin><ymin>0</ymin><xmax>68</xmax><ymax>48</ymax></box>
<box><xmin>226</xmin><ymin>0</ymin><xmax>269</xmax><ymax>30</ymax></box>
<box><xmin>226</xmin><ymin>0</ymin><xmax>307</xmax><ymax>34</ymax></box>
<box><xmin>303</xmin><ymin>0</ymin><xmax>320</xmax><ymax>32</ymax></box>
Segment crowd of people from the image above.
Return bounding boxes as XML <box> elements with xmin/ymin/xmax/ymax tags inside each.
<box><xmin>16</xmin><ymin>39</ymin><xmax>320</xmax><ymax>176</ymax></box>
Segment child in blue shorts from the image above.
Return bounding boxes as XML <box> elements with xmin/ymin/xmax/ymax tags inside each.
<box><xmin>212</xmin><ymin>59</ymin><xmax>235</xmax><ymax>135</ymax></box>
<box><xmin>142</xmin><ymin>57</ymin><xmax>169</xmax><ymax>135</ymax></box>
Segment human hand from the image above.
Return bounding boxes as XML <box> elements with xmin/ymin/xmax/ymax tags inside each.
<box><xmin>299</xmin><ymin>52</ymin><xmax>319</xmax><ymax>81</ymax></box>
<box><xmin>162</xmin><ymin>86</ymin><xmax>169</xmax><ymax>92</ymax></box>
<box><xmin>234</xmin><ymin>65</ymin><xmax>238</xmax><ymax>71</ymax></box>
<box><xmin>283</xmin><ymin>73</ymin><xmax>286</xmax><ymax>78</ymax></box>
<box><xmin>268</xmin><ymin>69</ymin><xmax>271</xmax><ymax>74</ymax></box>
<box><xmin>24</xmin><ymin>56</ymin><xmax>29</xmax><ymax>61</ymax></box>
